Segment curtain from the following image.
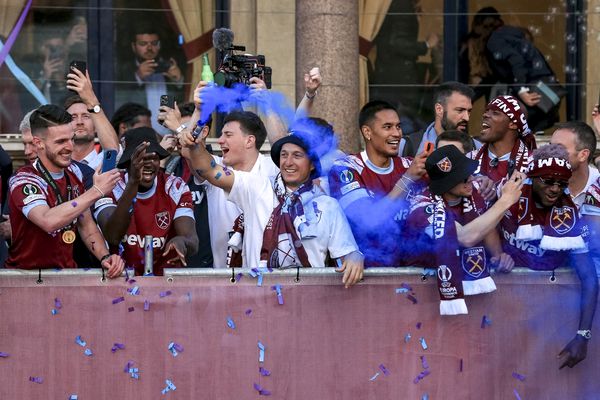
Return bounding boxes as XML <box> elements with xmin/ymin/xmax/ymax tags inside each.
<box><xmin>167</xmin><ymin>0</ymin><xmax>214</xmax><ymax>101</ymax></box>
<box><xmin>358</xmin><ymin>0</ymin><xmax>392</xmax><ymax>107</ymax></box>
<box><xmin>0</xmin><ymin>0</ymin><xmax>24</xmax><ymax>38</ymax></box>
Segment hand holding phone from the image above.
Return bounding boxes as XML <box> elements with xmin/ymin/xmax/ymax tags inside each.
<box><xmin>160</xmin><ymin>94</ymin><xmax>175</xmax><ymax>109</ymax></box>
<box><xmin>101</xmin><ymin>149</ymin><xmax>118</xmax><ymax>173</ymax></box>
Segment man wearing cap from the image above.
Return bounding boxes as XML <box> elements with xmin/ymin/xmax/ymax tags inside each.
<box><xmin>471</xmin><ymin>95</ymin><xmax>536</xmax><ymax>184</ymax></box>
<box><xmin>179</xmin><ymin>127</ymin><xmax>364</xmax><ymax>287</ymax></box>
<box><xmin>405</xmin><ymin>145</ymin><xmax>522</xmax><ymax>313</ymax></box>
<box><xmin>6</xmin><ymin>105</ymin><xmax>124</xmax><ymax>278</ymax></box>
<box><xmin>95</xmin><ymin>127</ymin><xmax>198</xmax><ymax>276</ymax></box>
<box><xmin>498</xmin><ymin>143</ymin><xmax>598</xmax><ymax>369</ymax></box>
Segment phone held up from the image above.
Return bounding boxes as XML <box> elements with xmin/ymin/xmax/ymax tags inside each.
<box><xmin>67</xmin><ymin>60</ymin><xmax>87</xmax><ymax>93</ymax></box>
<box><xmin>101</xmin><ymin>149</ymin><xmax>118</xmax><ymax>173</ymax></box>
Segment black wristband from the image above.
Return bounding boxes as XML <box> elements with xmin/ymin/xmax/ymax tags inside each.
<box><xmin>100</xmin><ymin>254</ymin><xmax>111</xmax><ymax>263</ymax></box>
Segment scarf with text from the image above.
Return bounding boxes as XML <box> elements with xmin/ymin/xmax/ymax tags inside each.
<box><xmin>260</xmin><ymin>174</ymin><xmax>318</xmax><ymax>268</ymax></box>
<box><xmin>473</xmin><ymin>137</ymin><xmax>532</xmax><ymax>182</ymax></box>
<box><xmin>511</xmin><ymin>157</ymin><xmax>585</xmax><ymax>251</ymax></box>
<box><xmin>432</xmin><ymin>194</ymin><xmax>468</xmax><ymax>315</ymax></box>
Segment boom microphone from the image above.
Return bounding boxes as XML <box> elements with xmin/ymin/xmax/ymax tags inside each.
<box><xmin>212</xmin><ymin>28</ymin><xmax>234</xmax><ymax>52</ymax></box>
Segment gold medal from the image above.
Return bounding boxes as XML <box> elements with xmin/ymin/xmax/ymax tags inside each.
<box><xmin>62</xmin><ymin>230</ymin><xmax>76</xmax><ymax>244</ymax></box>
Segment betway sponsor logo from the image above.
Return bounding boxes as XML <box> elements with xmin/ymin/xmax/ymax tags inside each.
<box><xmin>124</xmin><ymin>235</ymin><xmax>166</xmax><ymax>248</ymax></box>
<box><xmin>502</xmin><ymin>229</ymin><xmax>545</xmax><ymax>257</ymax></box>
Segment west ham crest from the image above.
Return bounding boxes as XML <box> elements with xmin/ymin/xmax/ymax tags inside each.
<box><xmin>461</xmin><ymin>246</ymin><xmax>486</xmax><ymax>278</ymax></box>
<box><xmin>155</xmin><ymin>211</ymin><xmax>171</xmax><ymax>230</ymax></box>
<box><xmin>550</xmin><ymin>206</ymin><xmax>575</xmax><ymax>235</ymax></box>
<box><xmin>517</xmin><ymin>197</ymin><xmax>528</xmax><ymax>223</ymax></box>
<box><xmin>437</xmin><ymin>157</ymin><xmax>452</xmax><ymax>172</ymax></box>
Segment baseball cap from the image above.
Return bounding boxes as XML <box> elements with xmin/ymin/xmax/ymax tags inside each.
<box><xmin>425</xmin><ymin>145</ymin><xmax>479</xmax><ymax>195</ymax></box>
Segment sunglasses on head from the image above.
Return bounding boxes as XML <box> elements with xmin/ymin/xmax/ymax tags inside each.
<box><xmin>538</xmin><ymin>176</ymin><xmax>569</xmax><ymax>188</ymax></box>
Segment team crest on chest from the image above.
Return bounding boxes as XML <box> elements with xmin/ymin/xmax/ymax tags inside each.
<box><xmin>461</xmin><ymin>246</ymin><xmax>486</xmax><ymax>278</ymax></box>
<box><xmin>517</xmin><ymin>197</ymin><xmax>528</xmax><ymax>222</ymax></box>
<box><xmin>155</xmin><ymin>211</ymin><xmax>171</xmax><ymax>230</ymax></box>
<box><xmin>550</xmin><ymin>206</ymin><xmax>575</xmax><ymax>234</ymax></box>
<box><xmin>437</xmin><ymin>157</ymin><xmax>452</xmax><ymax>172</ymax></box>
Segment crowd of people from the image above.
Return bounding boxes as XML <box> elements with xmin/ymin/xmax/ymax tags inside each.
<box><xmin>2</xmin><ymin>50</ymin><xmax>600</xmax><ymax>369</ymax></box>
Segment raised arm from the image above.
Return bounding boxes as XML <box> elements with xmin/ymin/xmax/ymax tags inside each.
<box><xmin>96</xmin><ymin>143</ymin><xmax>148</xmax><ymax>246</ymax></box>
<box><xmin>67</xmin><ymin>68</ymin><xmax>120</xmax><ymax>151</ymax></box>
<box><xmin>178</xmin><ymin>126</ymin><xmax>235</xmax><ymax>193</ymax></box>
<box><xmin>455</xmin><ymin>171</ymin><xmax>524</xmax><ymax>247</ymax></box>
<box><xmin>27</xmin><ymin>170</ymin><xmax>120</xmax><ymax>233</ymax></box>
<box><xmin>296</xmin><ymin>67</ymin><xmax>321</xmax><ymax>119</ymax></box>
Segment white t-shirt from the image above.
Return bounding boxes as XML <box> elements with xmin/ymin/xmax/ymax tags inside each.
<box><xmin>80</xmin><ymin>145</ymin><xmax>124</xmax><ymax>171</ymax></box>
<box><xmin>201</xmin><ymin>154</ymin><xmax>279</xmax><ymax>268</ymax></box>
<box><xmin>571</xmin><ymin>165</ymin><xmax>600</xmax><ymax>209</ymax></box>
<box><xmin>228</xmin><ymin>172</ymin><xmax>358</xmax><ymax>268</ymax></box>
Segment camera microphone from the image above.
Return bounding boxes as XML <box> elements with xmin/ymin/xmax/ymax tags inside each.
<box><xmin>213</xmin><ymin>28</ymin><xmax>234</xmax><ymax>52</ymax></box>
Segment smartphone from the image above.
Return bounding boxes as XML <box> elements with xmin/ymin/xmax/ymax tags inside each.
<box><xmin>101</xmin><ymin>149</ymin><xmax>118</xmax><ymax>173</ymax></box>
<box><xmin>160</xmin><ymin>94</ymin><xmax>175</xmax><ymax>109</ymax></box>
<box><xmin>48</xmin><ymin>45</ymin><xmax>64</xmax><ymax>61</ymax></box>
<box><xmin>424</xmin><ymin>141</ymin><xmax>434</xmax><ymax>154</ymax></box>
<box><xmin>69</xmin><ymin>60</ymin><xmax>87</xmax><ymax>74</ymax></box>
<box><xmin>155</xmin><ymin>58</ymin><xmax>172</xmax><ymax>73</ymax></box>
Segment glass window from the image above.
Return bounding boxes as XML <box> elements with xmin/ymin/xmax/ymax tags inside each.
<box><xmin>1</xmin><ymin>1</ymin><xmax>87</xmax><ymax>132</ymax></box>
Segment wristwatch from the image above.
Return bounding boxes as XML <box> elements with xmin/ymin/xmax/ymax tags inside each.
<box><xmin>87</xmin><ymin>104</ymin><xmax>101</xmax><ymax>114</ymax></box>
<box><xmin>577</xmin><ymin>330</ymin><xmax>592</xmax><ymax>339</ymax></box>
<box><xmin>175</xmin><ymin>124</ymin><xmax>187</xmax><ymax>134</ymax></box>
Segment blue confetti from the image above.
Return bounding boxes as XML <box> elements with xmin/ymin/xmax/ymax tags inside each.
<box><xmin>253</xmin><ymin>382</ymin><xmax>272</xmax><ymax>396</ymax></box>
<box><xmin>404</xmin><ymin>333</ymin><xmax>411</xmax><ymax>343</ymax></box>
<box><xmin>258</xmin><ymin>341</ymin><xmax>265</xmax><ymax>363</ymax></box>
<box><xmin>168</xmin><ymin>342</ymin><xmax>183</xmax><ymax>357</ymax></box>
<box><xmin>514</xmin><ymin>388</ymin><xmax>522</xmax><ymax>400</ymax></box>
<box><xmin>379</xmin><ymin>364</ymin><xmax>390</xmax><ymax>376</ymax></box>
<box><xmin>395</xmin><ymin>288</ymin><xmax>409</xmax><ymax>294</ymax></box>
<box><xmin>29</xmin><ymin>376</ymin><xmax>43</xmax><ymax>384</ymax></box>
<box><xmin>245</xmin><ymin>309</ymin><xmax>252</xmax><ymax>316</ymax></box>
<box><xmin>512</xmin><ymin>372</ymin><xmax>526</xmax><ymax>382</ymax></box>
<box><xmin>111</xmin><ymin>343</ymin><xmax>125</xmax><ymax>353</ymax></box>
<box><xmin>54</xmin><ymin>298</ymin><xmax>62</xmax><ymax>309</ymax></box>
<box><xmin>271</xmin><ymin>284</ymin><xmax>284</xmax><ymax>305</ymax></box>
<box><xmin>420</xmin><ymin>337</ymin><xmax>428</xmax><ymax>350</ymax></box>
<box><xmin>259</xmin><ymin>366</ymin><xmax>271</xmax><ymax>376</ymax></box>
<box><xmin>159</xmin><ymin>290</ymin><xmax>172</xmax><ymax>298</ymax></box>
<box><xmin>481</xmin><ymin>315</ymin><xmax>492</xmax><ymax>329</ymax></box>
<box><xmin>0</xmin><ymin>352</ymin><xmax>9</xmax><ymax>358</ymax></box>
<box><xmin>144</xmin><ymin>300</ymin><xmax>150</xmax><ymax>311</ymax></box>
<box><xmin>249</xmin><ymin>268</ymin><xmax>258</xmax><ymax>278</ymax></box>
<box><xmin>369</xmin><ymin>372</ymin><xmax>380</xmax><ymax>381</ymax></box>
<box><xmin>227</xmin><ymin>316</ymin><xmax>236</xmax><ymax>330</ymax></box>
<box><xmin>84</xmin><ymin>348</ymin><xmax>93</xmax><ymax>356</ymax></box>
<box><xmin>69</xmin><ymin>395</ymin><xmax>78</xmax><ymax>400</ymax></box>
<box><xmin>162</xmin><ymin>379</ymin><xmax>177</xmax><ymax>394</ymax></box>
<box><xmin>257</xmin><ymin>273</ymin><xmax>263</xmax><ymax>287</ymax></box>
<box><xmin>75</xmin><ymin>336</ymin><xmax>86</xmax><ymax>347</ymax></box>
<box><xmin>51</xmin><ymin>309</ymin><xmax>58</xmax><ymax>315</ymax></box>
<box><xmin>421</xmin><ymin>356</ymin><xmax>429</xmax><ymax>369</ymax></box>
<box><xmin>129</xmin><ymin>286</ymin><xmax>140</xmax><ymax>296</ymax></box>
<box><xmin>422</xmin><ymin>394</ymin><xmax>429</xmax><ymax>400</ymax></box>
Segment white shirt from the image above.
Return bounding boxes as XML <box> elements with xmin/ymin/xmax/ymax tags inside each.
<box><xmin>201</xmin><ymin>154</ymin><xmax>279</xmax><ymax>268</ymax></box>
<box><xmin>571</xmin><ymin>165</ymin><xmax>600</xmax><ymax>209</ymax></box>
<box><xmin>228</xmin><ymin>173</ymin><xmax>358</xmax><ymax>269</ymax></box>
<box><xmin>80</xmin><ymin>145</ymin><xmax>124</xmax><ymax>171</ymax></box>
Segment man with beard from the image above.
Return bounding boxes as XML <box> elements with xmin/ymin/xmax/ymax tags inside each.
<box><xmin>5</xmin><ymin>105</ymin><xmax>124</xmax><ymax>277</ymax></box>
<box><xmin>94</xmin><ymin>127</ymin><xmax>198</xmax><ymax>276</ymax></box>
<box><xmin>471</xmin><ymin>95</ymin><xmax>536</xmax><ymax>184</ymax></box>
<box><xmin>499</xmin><ymin>144</ymin><xmax>597</xmax><ymax>369</ymax></box>
<box><xmin>402</xmin><ymin>81</ymin><xmax>481</xmax><ymax>157</ymax></box>
<box><xmin>65</xmin><ymin>67</ymin><xmax>120</xmax><ymax>170</ymax></box>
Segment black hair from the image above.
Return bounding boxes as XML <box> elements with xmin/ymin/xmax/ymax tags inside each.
<box><xmin>554</xmin><ymin>121</ymin><xmax>597</xmax><ymax>163</ymax></box>
<box><xmin>110</xmin><ymin>102</ymin><xmax>152</xmax><ymax>133</ymax></box>
<box><xmin>179</xmin><ymin>102</ymin><xmax>196</xmax><ymax>118</ymax></box>
<box><xmin>131</xmin><ymin>23</ymin><xmax>161</xmax><ymax>42</ymax></box>
<box><xmin>30</xmin><ymin>105</ymin><xmax>73</xmax><ymax>137</ymax></box>
<box><xmin>359</xmin><ymin>100</ymin><xmax>398</xmax><ymax>128</ymax></box>
<box><xmin>435</xmin><ymin>130</ymin><xmax>474</xmax><ymax>154</ymax></box>
<box><xmin>433</xmin><ymin>81</ymin><xmax>475</xmax><ymax>107</ymax></box>
<box><xmin>223</xmin><ymin>111</ymin><xmax>267</xmax><ymax>150</ymax></box>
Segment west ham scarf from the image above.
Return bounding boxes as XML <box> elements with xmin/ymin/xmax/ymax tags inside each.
<box><xmin>512</xmin><ymin>157</ymin><xmax>585</xmax><ymax>251</ymax></box>
<box><xmin>260</xmin><ymin>174</ymin><xmax>318</xmax><ymax>268</ymax></box>
<box><xmin>474</xmin><ymin>137</ymin><xmax>532</xmax><ymax>180</ymax></box>
<box><xmin>451</xmin><ymin>188</ymin><xmax>497</xmax><ymax>296</ymax></box>
<box><xmin>432</xmin><ymin>194</ymin><xmax>468</xmax><ymax>315</ymax></box>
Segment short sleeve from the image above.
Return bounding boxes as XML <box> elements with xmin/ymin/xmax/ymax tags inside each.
<box><xmin>11</xmin><ymin>181</ymin><xmax>48</xmax><ymax>218</ymax></box>
<box><xmin>328</xmin><ymin>162</ymin><xmax>370</xmax><ymax>210</ymax></box>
